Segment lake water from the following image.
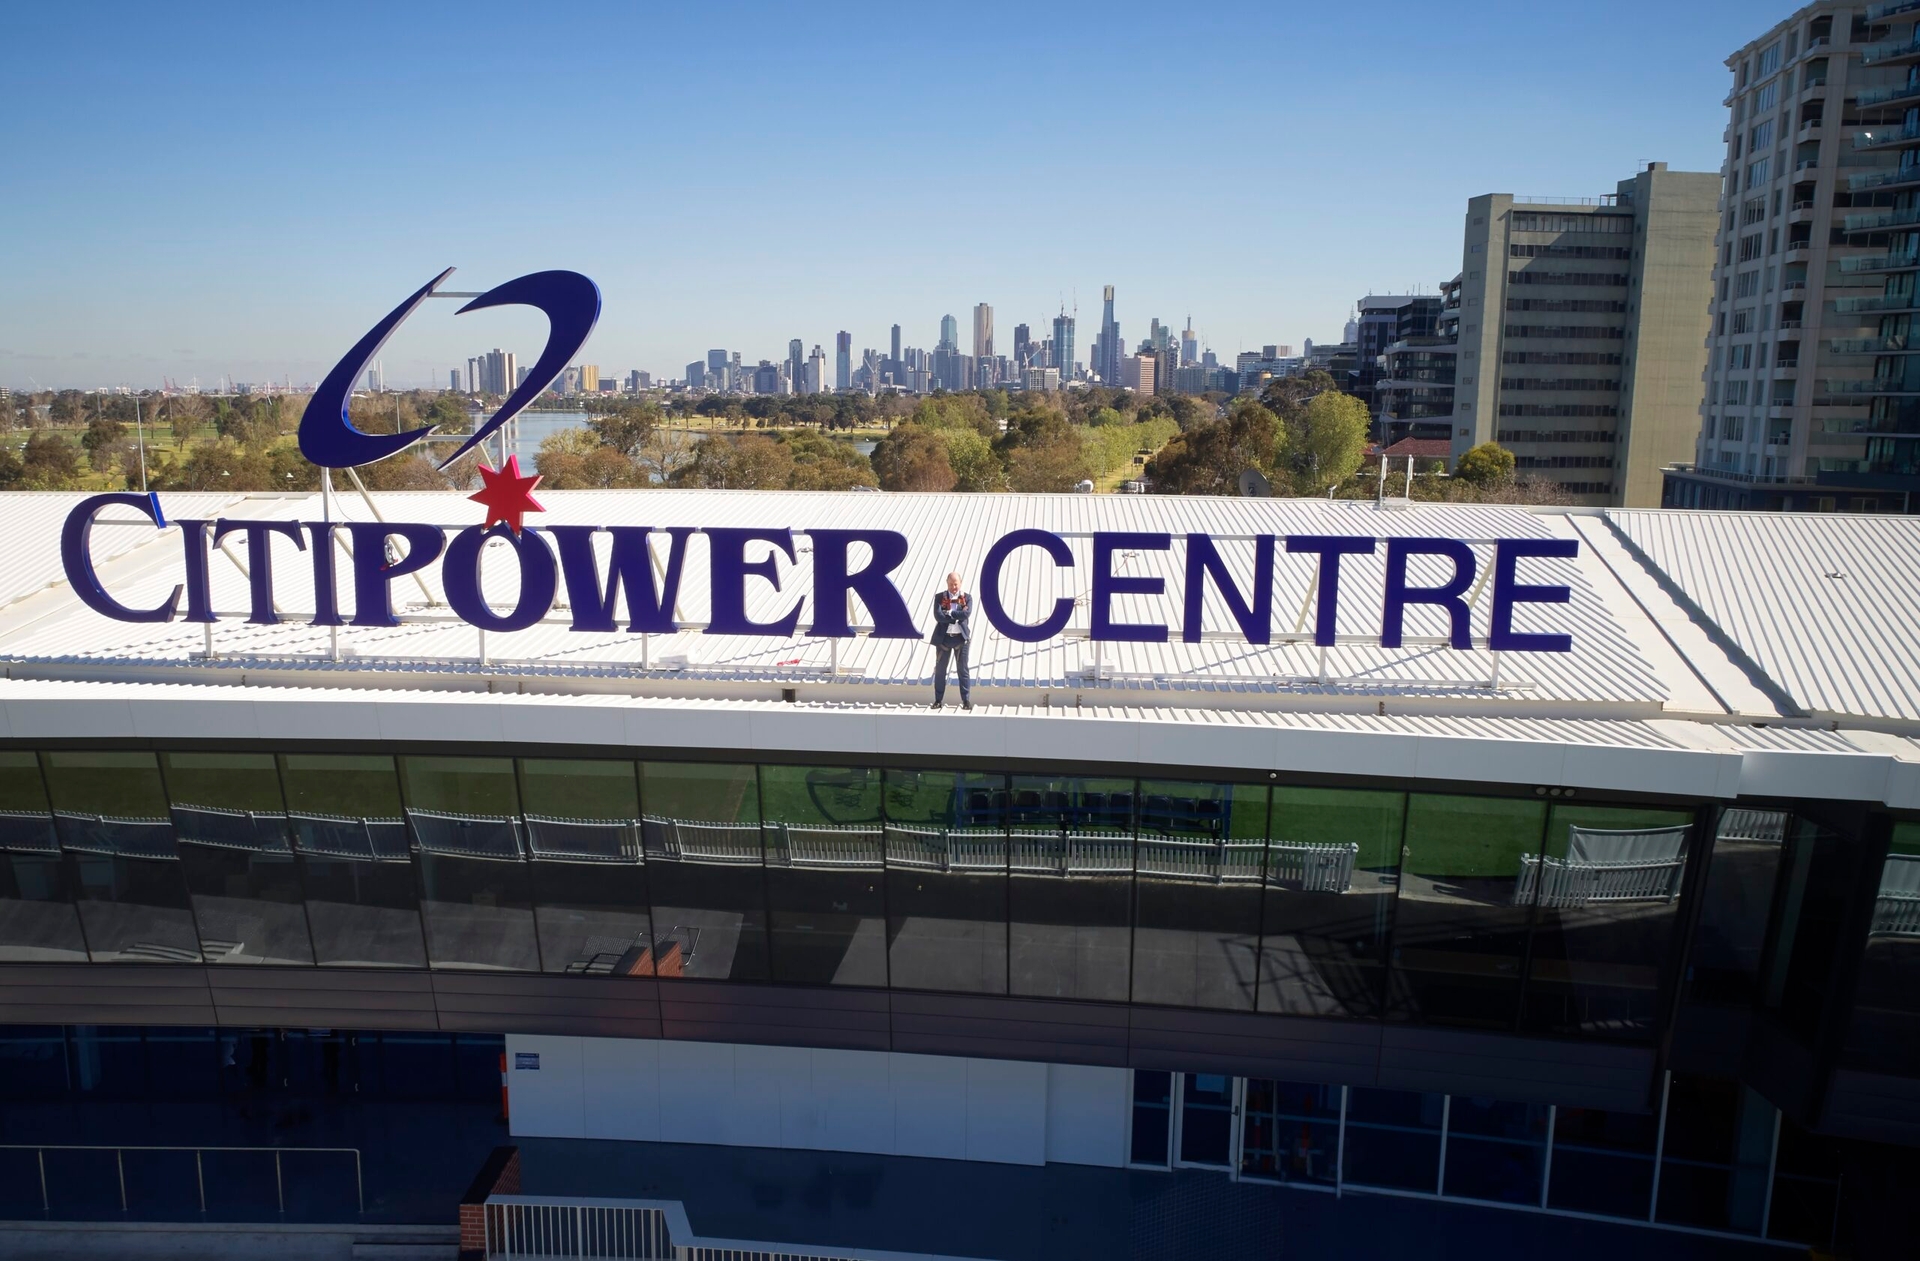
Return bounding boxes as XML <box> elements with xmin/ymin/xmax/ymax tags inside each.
<box><xmin>497</xmin><ymin>411</ymin><xmax>876</xmax><ymax>470</ymax></box>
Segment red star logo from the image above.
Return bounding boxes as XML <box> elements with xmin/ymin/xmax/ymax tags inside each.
<box><xmin>468</xmin><ymin>454</ymin><xmax>545</xmax><ymax>535</ymax></box>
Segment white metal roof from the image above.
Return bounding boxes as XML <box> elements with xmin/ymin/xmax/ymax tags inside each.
<box><xmin>0</xmin><ymin>488</ymin><xmax>1914</xmax><ymax>795</ymax></box>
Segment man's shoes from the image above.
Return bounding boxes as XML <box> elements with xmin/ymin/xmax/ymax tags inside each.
<box><xmin>929</xmin><ymin>701</ymin><xmax>942</xmax><ymax>709</ymax></box>
<box><xmin>963</xmin><ymin>701</ymin><xmax>974</xmax><ymax>711</ymax></box>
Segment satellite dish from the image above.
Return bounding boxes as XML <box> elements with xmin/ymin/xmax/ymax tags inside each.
<box><xmin>1238</xmin><ymin>468</ymin><xmax>1272</xmax><ymax>498</ymax></box>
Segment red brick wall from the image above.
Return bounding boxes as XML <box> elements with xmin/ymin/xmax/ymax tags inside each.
<box><xmin>457</xmin><ymin>1145</ymin><xmax>521</xmax><ymax>1258</ymax></box>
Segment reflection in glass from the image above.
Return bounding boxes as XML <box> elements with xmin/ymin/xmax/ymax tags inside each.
<box><xmin>1843</xmin><ymin>822</ymin><xmax>1920</xmax><ymax>1075</ymax></box>
<box><xmin>1389</xmin><ymin>795</ymin><xmax>1547</xmax><ymax>1029</ymax></box>
<box><xmin>1239</xmin><ymin>1079</ymin><xmax>1340</xmax><ymax>1185</ymax></box>
<box><xmin>1521</xmin><ymin>804</ymin><xmax>1694</xmax><ymax>1040</ymax></box>
<box><xmin>43</xmin><ymin>751</ymin><xmax>200</xmax><ymax>963</ymax></box>
<box><xmin>1655</xmin><ymin>1074</ymin><xmax>1773</xmax><ymax>1234</ymax></box>
<box><xmin>280</xmin><ymin>755</ymin><xmax>423</xmax><ymax>968</ymax></box>
<box><xmin>639</xmin><ymin>762</ymin><xmax>766</xmax><ymax>981</ymax></box>
<box><xmin>1260</xmin><ymin>787</ymin><xmax>1401</xmax><ymax>1019</ymax></box>
<box><xmin>1130</xmin><ymin>782</ymin><xmax>1265</xmax><ymax>1010</ymax></box>
<box><xmin>520</xmin><ymin>759</ymin><xmax>652</xmax><ymax>976</ymax></box>
<box><xmin>1762</xmin><ymin>818</ymin><xmax>1858</xmax><ymax>1044</ymax></box>
<box><xmin>1341</xmin><ymin>1087</ymin><xmax>1443</xmax><ymax>1192</ymax></box>
<box><xmin>1687</xmin><ymin>808</ymin><xmax>1788</xmax><ymax>1007</ymax></box>
<box><xmin>0</xmin><ymin>752</ymin><xmax>85</xmax><ymax>961</ymax></box>
<box><xmin>1766</xmin><ymin>1117</ymin><xmax>1843</xmax><ymax>1248</ymax></box>
<box><xmin>399</xmin><ymin>757</ymin><xmax>538</xmax><ymax>972</ymax></box>
<box><xmin>1547</xmin><ymin>1104</ymin><xmax>1657</xmax><ymax>1219</ymax></box>
<box><xmin>1008</xmin><ymin>774</ymin><xmax>1134</xmax><ymax>1001</ymax></box>
<box><xmin>1129</xmin><ymin>1070</ymin><xmax>1172</xmax><ymax>1166</ymax></box>
<box><xmin>162</xmin><ymin>752</ymin><xmax>312</xmax><ymax>965</ymax></box>
<box><xmin>761</xmin><ymin>765</ymin><xmax>886</xmax><ymax>987</ymax></box>
<box><xmin>882</xmin><ymin>770</ymin><xmax>1006</xmax><ymax>994</ymax></box>
<box><xmin>1443</xmin><ymin>1095</ymin><xmax>1549</xmax><ymax>1204</ymax></box>
<box><xmin>1178</xmin><ymin>1072</ymin><xmax>1235</xmax><ymax>1166</ymax></box>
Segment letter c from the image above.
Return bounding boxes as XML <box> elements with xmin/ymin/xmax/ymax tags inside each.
<box><xmin>61</xmin><ymin>493</ymin><xmax>180</xmax><ymax>623</ymax></box>
<box><xmin>981</xmin><ymin>529</ymin><xmax>1074</xmax><ymax>643</ymax></box>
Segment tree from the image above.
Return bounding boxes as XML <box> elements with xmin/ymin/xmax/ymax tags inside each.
<box><xmin>871</xmin><ymin>424</ymin><xmax>957</xmax><ymax>492</ymax></box>
<box><xmin>1285</xmin><ymin>391</ymin><xmax>1370</xmax><ymax>494</ymax></box>
<box><xmin>673</xmin><ymin>434</ymin><xmax>795</xmax><ymax>489</ymax></box>
<box><xmin>82</xmin><ymin>416</ymin><xmax>127</xmax><ymax>458</ymax></box>
<box><xmin>1258</xmin><ymin>370</ymin><xmax>1336</xmax><ymax>414</ymax></box>
<box><xmin>1088</xmin><ymin>406</ymin><xmax>1125</xmax><ymax>428</ymax></box>
<box><xmin>20</xmin><ymin>431</ymin><xmax>82</xmax><ymax>488</ymax></box>
<box><xmin>1454</xmin><ymin>442</ymin><xmax>1516</xmax><ymax>487</ymax></box>
<box><xmin>586</xmin><ymin>402</ymin><xmax>661</xmax><ymax>458</ymax></box>
<box><xmin>48</xmin><ymin>392</ymin><xmax>82</xmax><ymax>426</ymax></box>
<box><xmin>785</xmin><ymin>431</ymin><xmax>877</xmax><ymax>491</ymax></box>
<box><xmin>941</xmin><ymin>428</ymin><xmax>1003</xmax><ymax>492</ymax></box>
<box><xmin>0</xmin><ymin>444</ymin><xmax>23</xmax><ymax>489</ymax></box>
<box><xmin>1144</xmin><ymin>404</ymin><xmax>1280</xmax><ymax>496</ymax></box>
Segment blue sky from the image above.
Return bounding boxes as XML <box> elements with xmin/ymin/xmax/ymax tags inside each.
<box><xmin>1</xmin><ymin>0</ymin><xmax>1764</xmax><ymax>389</ymax></box>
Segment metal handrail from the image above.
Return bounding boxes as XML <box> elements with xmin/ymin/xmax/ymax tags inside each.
<box><xmin>0</xmin><ymin>1143</ymin><xmax>363</xmax><ymax>1216</ymax></box>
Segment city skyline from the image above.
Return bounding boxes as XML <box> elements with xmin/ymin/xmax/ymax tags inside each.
<box><xmin>0</xmin><ymin>0</ymin><xmax>1754</xmax><ymax>389</ymax></box>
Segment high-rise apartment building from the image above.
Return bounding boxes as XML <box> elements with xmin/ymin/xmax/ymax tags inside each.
<box><xmin>686</xmin><ymin>362</ymin><xmax>708</xmax><ymax>390</ymax></box>
<box><xmin>1099</xmin><ymin>286</ymin><xmax>1120</xmax><ymax>384</ymax></box>
<box><xmin>1666</xmin><ymin>3</ymin><xmax>1920</xmax><ymax>514</ymax></box>
<box><xmin>973</xmin><ymin>304</ymin><xmax>993</xmax><ymax>359</ymax></box>
<box><xmin>1180</xmin><ymin>319</ymin><xmax>1198</xmax><ymax>367</ymax></box>
<box><xmin>1013</xmin><ymin>324</ymin><xmax>1032</xmax><ymax>370</ymax></box>
<box><xmin>1378</xmin><ymin>276</ymin><xmax>1464</xmax><ymax>444</ymax></box>
<box><xmin>1123</xmin><ymin>352</ymin><xmax>1156</xmax><ymax>395</ymax></box>
<box><xmin>1448</xmin><ymin>164</ymin><xmax>1719</xmax><ymax>507</ymax></box>
<box><xmin>579</xmin><ymin>365</ymin><xmax>600</xmax><ymax>394</ymax></box>
<box><xmin>835</xmin><ymin>331</ymin><xmax>851</xmax><ymax>391</ymax></box>
<box><xmin>890</xmin><ymin>324</ymin><xmax>902</xmax><ymax>363</ymax></box>
<box><xmin>475</xmin><ymin>349</ymin><xmax>518</xmax><ymax>396</ymax></box>
<box><xmin>1052</xmin><ymin>311</ymin><xmax>1076</xmax><ymax>379</ymax></box>
<box><xmin>1352</xmin><ymin>295</ymin><xmax>1445</xmax><ymax>432</ymax></box>
<box><xmin>938</xmin><ymin>315</ymin><xmax>958</xmax><ymax>352</ymax></box>
<box><xmin>449</xmin><ymin>370</ymin><xmax>461</xmax><ymax>391</ymax></box>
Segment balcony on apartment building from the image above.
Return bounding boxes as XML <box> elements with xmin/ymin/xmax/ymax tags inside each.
<box><xmin>1862</xmin><ymin>31</ymin><xmax>1920</xmax><ymax>67</ymax></box>
<box><xmin>1854</xmin><ymin>79</ymin><xmax>1920</xmax><ymax>109</ymax></box>
<box><xmin>1837</xmin><ymin>248</ymin><xmax>1920</xmax><ymax>273</ymax></box>
<box><xmin>1853</xmin><ymin>122</ymin><xmax>1920</xmax><ymax>151</ymax></box>
<box><xmin>1867</xmin><ymin>1</ymin><xmax>1920</xmax><ymax>23</ymax></box>
<box><xmin>1842</xmin><ymin>205</ymin><xmax>1920</xmax><ymax>232</ymax></box>
<box><xmin>1832</xmin><ymin>292</ymin><xmax>1920</xmax><ymax>313</ymax></box>
<box><xmin>1831</xmin><ymin>335</ymin><xmax>1917</xmax><ymax>354</ymax></box>
<box><xmin>1822</xmin><ymin>377</ymin><xmax>1920</xmax><ymax>395</ymax></box>
<box><xmin>1848</xmin><ymin>165</ymin><xmax>1920</xmax><ymax>192</ymax></box>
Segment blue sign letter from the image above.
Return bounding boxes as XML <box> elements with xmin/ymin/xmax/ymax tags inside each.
<box><xmin>213</xmin><ymin>520</ymin><xmax>307</xmax><ymax>625</ymax></box>
<box><xmin>346</xmin><ymin>522</ymin><xmax>445</xmax><ymax>627</ymax></box>
<box><xmin>1490</xmin><ymin>538</ymin><xmax>1578</xmax><ymax>653</ymax></box>
<box><xmin>1090</xmin><ymin>532</ymin><xmax>1171</xmax><ymax>643</ymax></box>
<box><xmin>981</xmin><ymin>529</ymin><xmax>1074</xmax><ymax>643</ymax></box>
<box><xmin>808</xmin><ymin>529</ymin><xmax>917</xmax><ymax>639</ymax></box>
<box><xmin>1382</xmin><ymin>538</ymin><xmax>1476</xmax><ymax>650</ymax></box>
<box><xmin>60</xmin><ymin>493</ymin><xmax>179</xmax><ymax>624</ymax></box>
<box><xmin>1285</xmin><ymin>536</ymin><xmax>1376</xmax><ymax>647</ymax></box>
<box><xmin>443</xmin><ymin>525</ymin><xmax>558</xmax><ymax>633</ymax></box>
<box><xmin>706</xmin><ymin>528</ymin><xmax>802</xmax><ymax>637</ymax></box>
<box><xmin>551</xmin><ymin>525</ymin><xmax>692</xmax><ymax>634</ymax></box>
<box><xmin>1183</xmin><ymin>534</ymin><xmax>1274</xmax><ymax>645</ymax></box>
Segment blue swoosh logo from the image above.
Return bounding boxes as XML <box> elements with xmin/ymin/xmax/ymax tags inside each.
<box><xmin>297</xmin><ymin>268</ymin><xmax>601</xmax><ymax>471</ymax></box>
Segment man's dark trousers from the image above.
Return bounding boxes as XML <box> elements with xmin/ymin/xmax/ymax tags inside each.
<box><xmin>934</xmin><ymin>641</ymin><xmax>970</xmax><ymax>707</ymax></box>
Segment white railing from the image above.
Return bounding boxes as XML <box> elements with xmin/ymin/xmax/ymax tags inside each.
<box><xmin>1134</xmin><ymin>836</ymin><xmax>1266</xmax><ymax>884</ymax></box>
<box><xmin>407</xmin><ymin>809</ymin><xmax>526</xmax><ymax>860</ymax></box>
<box><xmin>1718</xmin><ymin>808</ymin><xmax>1787</xmax><ymax>843</ymax></box>
<box><xmin>1512</xmin><ymin>826</ymin><xmax>1690</xmax><ymax>908</ymax></box>
<box><xmin>768</xmin><ymin>823</ymin><xmax>885</xmax><ymax>870</ymax></box>
<box><xmin>1873</xmin><ymin>853</ymin><xmax>1920</xmax><ymax>937</ymax></box>
<box><xmin>524</xmin><ymin>814</ymin><xmax>642</xmax><ymax>862</ymax></box>
<box><xmin>1265</xmin><ymin>841</ymin><xmax>1361</xmax><ymax>893</ymax></box>
<box><xmin>1009</xmin><ymin>830</ymin><xmax>1135</xmax><ymax>876</ymax></box>
<box><xmin>882</xmin><ymin>826</ymin><xmax>1007</xmax><ymax>872</ymax></box>
<box><xmin>642</xmin><ymin>817</ymin><xmax>763</xmax><ymax>865</ymax></box>
<box><xmin>483</xmin><ymin>1194</ymin><xmax>991</xmax><ymax>1260</ymax></box>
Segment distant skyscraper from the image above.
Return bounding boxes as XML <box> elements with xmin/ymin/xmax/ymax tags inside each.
<box><xmin>835</xmin><ymin>331</ymin><xmax>851</xmax><ymax>391</ymax></box>
<box><xmin>467</xmin><ymin>357</ymin><xmax>479</xmax><ymax>393</ymax></box>
<box><xmin>973</xmin><ymin>303</ymin><xmax>993</xmax><ymax>359</ymax></box>
<box><xmin>1013</xmin><ymin>324</ymin><xmax>1032</xmax><ymax>370</ymax></box>
<box><xmin>938</xmin><ymin>314</ymin><xmax>958</xmax><ymax>352</ymax></box>
<box><xmin>686</xmin><ymin>361</ymin><xmax>707</xmax><ymax>390</ymax></box>
<box><xmin>1099</xmin><ymin>286</ymin><xmax>1119</xmax><ymax>384</ymax></box>
<box><xmin>579</xmin><ymin>365</ymin><xmax>600</xmax><ymax>394</ymax></box>
<box><xmin>787</xmin><ymin>339</ymin><xmax>804</xmax><ymax>387</ymax></box>
<box><xmin>707</xmin><ymin>349</ymin><xmax>728</xmax><ymax>374</ymax></box>
<box><xmin>1052</xmin><ymin>311</ymin><xmax>1076</xmax><ymax>379</ymax></box>
<box><xmin>1122</xmin><ymin>353</ymin><xmax>1156</xmax><ymax>396</ymax></box>
<box><xmin>1180</xmin><ymin>319</ymin><xmax>1197</xmax><ymax>367</ymax></box>
<box><xmin>805</xmin><ymin>345</ymin><xmax>828</xmax><ymax>394</ymax></box>
<box><xmin>449</xmin><ymin>370</ymin><xmax>460</xmax><ymax>391</ymax></box>
<box><xmin>364</xmin><ymin>363</ymin><xmax>382</xmax><ymax>393</ymax></box>
<box><xmin>890</xmin><ymin>324</ymin><xmax>902</xmax><ymax>363</ymax></box>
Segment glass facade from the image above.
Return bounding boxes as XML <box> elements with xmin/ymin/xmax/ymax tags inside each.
<box><xmin>0</xmin><ymin>744</ymin><xmax>1909</xmax><ymax>1099</ymax></box>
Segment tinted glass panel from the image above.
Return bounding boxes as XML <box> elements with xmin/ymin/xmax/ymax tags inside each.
<box><xmin>162</xmin><ymin>752</ymin><xmax>311</xmax><ymax>966</ymax></box>
<box><xmin>639</xmin><ymin>762</ymin><xmax>765</xmax><ymax>981</ymax></box>
<box><xmin>399</xmin><ymin>756</ymin><xmax>537</xmax><ymax>972</ymax></box>
<box><xmin>1008</xmin><ymin>774</ymin><xmax>1133</xmax><ymax>1001</ymax></box>
<box><xmin>280</xmin><ymin>755</ymin><xmax>422</xmax><ymax>968</ymax></box>
<box><xmin>1390</xmin><ymin>795</ymin><xmax>1547</xmax><ymax>1029</ymax></box>
<box><xmin>1766</xmin><ymin>1116</ymin><xmax>1842</xmax><ymax>1248</ymax></box>
<box><xmin>1762</xmin><ymin>818</ymin><xmax>1858</xmax><ymax>1043</ymax></box>
<box><xmin>1520</xmin><ymin>804</ymin><xmax>1693</xmax><ymax>1040</ymax></box>
<box><xmin>762</xmin><ymin>765</ymin><xmax>886</xmax><ymax>987</ymax></box>
<box><xmin>882</xmin><ymin>770</ymin><xmax>1006</xmax><ymax>994</ymax></box>
<box><xmin>1240</xmin><ymin>1079</ymin><xmax>1340</xmax><ymax>1185</ymax></box>
<box><xmin>1178</xmin><ymin>1072</ymin><xmax>1235</xmax><ymax>1166</ymax></box>
<box><xmin>44</xmin><ymin>752</ymin><xmax>199</xmax><ymax>963</ymax></box>
<box><xmin>519</xmin><ymin>759</ymin><xmax>652</xmax><ymax>976</ymax></box>
<box><xmin>1131</xmin><ymin>781</ymin><xmax>1265</xmax><ymax>1010</ymax></box>
<box><xmin>1843</xmin><ymin>821</ymin><xmax>1920</xmax><ymax>1075</ymax></box>
<box><xmin>1342</xmin><ymin>1087</ymin><xmax>1443</xmax><ymax>1192</ymax></box>
<box><xmin>1547</xmin><ymin>1104</ymin><xmax>1657</xmax><ymax>1219</ymax></box>
<box><xmin>1130</xmin><ymin>1069</ymin><xmax>1171</xmax><ymax>1166</ymax></box>
<box><xmin>1687</xmin><ymin>808</ymin><xmax>1788</xmax><ymax>1007</ymax></box>
<box><xmin>1260</xmin><ymin>787</ymin><xmax>1401</xmax><ymax>1019</ymax></box>
<box><xmin>1442</xmin><ymin>1095</ymin><xmax>1549</xmax><ymax>1204</ymax></box>
<box><xmin>0</xmin><ymin>752</ymin><xmax>84</xmax><ymax>961</ymax></box>
<box><xmin>1655</xmin><ymin>1074</ymin><xmax>1772</xmax><ymax>1233</ymax></box>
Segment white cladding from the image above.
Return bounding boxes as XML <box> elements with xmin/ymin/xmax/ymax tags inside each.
<box><xmin>504</xmin><ymin>1034</ymin><xmax>1125</xmax><ymax>1168</ymax></box>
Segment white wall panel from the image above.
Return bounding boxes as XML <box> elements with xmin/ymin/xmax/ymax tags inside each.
<box><xmin>504</xmin><ymin>1034</ymin><xmax>586</xmax><ymax>1139</ymax></box>
<box><xmin>964</xmin><ymin>1057</ymin><xmax>1047</xmax><ymax>1165</ymax></box>
<box><xmin>812</xmin><ymin>1048</ymin><xmax>895</xmax><ymax>1155</ymax></box>
<box><xmin>1044</xmin><ymin>1063</ymin><xmax>1129</xmax><ymax>1167</ymax></box>
<box><xmin>889</xmin><ymin>1053</ymin><xmax>969</xmax><ymax>1160</ymax></box>
<box><xmin>657</xmin><ymin>1039</ymin><xmax>739</xmax><ymax>1145</ymax></box>
<box><xmin>581</xmin><ymin>1036</ymin><xmax>661</xmax><ymax>1142</ymax></box>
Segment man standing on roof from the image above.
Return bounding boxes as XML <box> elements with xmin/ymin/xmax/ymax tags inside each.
<box><xmin>928</xmin><ymin>571</ymin><xmax>973</xmax><ymax>711</ymax></box>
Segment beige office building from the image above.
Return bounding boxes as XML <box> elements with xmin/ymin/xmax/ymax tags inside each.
<box><xmin>1123</xmin><ymin>353</ymin><xmax>1157</xmax><ymax>396</ymax></box>
<box><xmin>1447</xmin><ymin>165</ymin><xmax>1720</xmax><ymax>507</ymax></box>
